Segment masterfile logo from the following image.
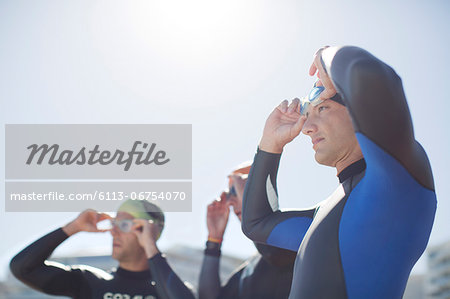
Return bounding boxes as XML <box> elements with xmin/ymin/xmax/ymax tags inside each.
<box><xmin>4</xmin><ymin>124</ymin><xmax>192</xmax><ymax>212</ymax></box>
<box><xmin>26</xmin><ymin>141</ymin><xmax>170</xmax><ymax>171</ymax></box>
<box><xmin>6</xmin><ymin>124</ymin><xmax>191</xmax><ymax>180</ymax></box>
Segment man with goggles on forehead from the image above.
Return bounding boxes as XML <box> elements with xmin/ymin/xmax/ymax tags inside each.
<box><xmin>241</xmin><ymin>46</ymin><xmax>436</xmax><ymax>298</ymax></box>
<box><xmin>10</xmin><ymin>199</ymin><xmax>195</xmax><ymax>299</ymax></box>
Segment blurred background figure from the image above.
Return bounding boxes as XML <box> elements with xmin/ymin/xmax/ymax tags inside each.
<box><xmin>198</xmin><ymin>162</ymin><xmax>297</xmax><ymax>299</ymax></box>
<box><xmin>10</xmin><ymin>199</ymin><xmax>195</xmax><ymax>299</ymax></box>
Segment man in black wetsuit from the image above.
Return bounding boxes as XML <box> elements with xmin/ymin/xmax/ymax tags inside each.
<box><xmin>241</xmin><ymin>46</ymin><xmax>437</xmax><ymax>298</ymax></box>
<box><xmin>198</xmin><ymin>163</ymin><xmax>296</xmax><ymax>299</ymax></box>
<box><xmin>10</xmin><ymin>199</ymin><xmax>195</xmax><ymax>299</ymax></box>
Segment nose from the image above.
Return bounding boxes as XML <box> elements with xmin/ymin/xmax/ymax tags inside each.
<box><xmin>301</xmin><ymin>115</ymin><xmax>317</xmax><ymax>136</ymax></box>
<box><xmin>110</xmin><ymin>224</ymin><xmax>120</xmax><ymax>237</ymax></box>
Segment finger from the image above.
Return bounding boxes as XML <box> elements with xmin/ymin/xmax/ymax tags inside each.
<box><xmin>101</xmin><ymin>213</ymin><xmax>112</xmax><ymax>219</ymax></box>
<box><xmin>310</xmin><ymin>46</ymin><xmax>329</xmax><ymax>76</ymax></box>
<box><xmin>132</xmin><ymin>218</ymin><xmax>146</xmax><ymax>225</ymax></box>
<box><xmin>133</xmin><ymin>219</ymin><xmax>154</xmax><ymax>226</ymax></box>
<box><xmin>131</xmin><ymin>224</ymin><xmax>144</xmax><ymax>233</ymax></box>
<box><xmin>87</xmin><ymin>209</ymin><xmax>98</xmax><ymax>218</ymax></box>
<box><xmin>318</xmin><ymin>90</ymin><xmax>336</xmax><ymax>102</ymax></box>
<box><xmin>132</xmin><ymin>219</ymin><xmax>146</xmax><ymax>231</ymax></box>
<box><xmin>313</xmin><ymin>46</ymin><xmax>329</xmax><ymax>57</ymax></box>
<box><xmin>98</xmin><ymin>213</ymin><xmax>112</xmax><ymax>222</ymax></box>
<box><xmin>219</xmin><ymin>192</ymin><xmax>227</xmax><ymax>202</ymax></box>
<box><xmin>288</xmin><ymin>98</ymin><xmax>300</xmax><ymax>114</ymax></box>
<box><xmin>131</xmin><ymin>228</ymin><xmax>140</xmax><ymax>238</ymax></box>
<box><xmin>277</xmin><ymin>100</ymin><xmax>288</xmax><ymax>113</ymax></box>
<box><xmin>209</xmin><ymin>197</ymin><xmax>220</xmax><ymax>206</ymax></box>
<box><xmin>292</xmin><ymin>112</ymin><xmax>307</xmax><ymax>135</ymax></box>
<box><xmin>309</xmin><ymin>62</ymin><xmax>317</xmax><ymax>76</ymax></box>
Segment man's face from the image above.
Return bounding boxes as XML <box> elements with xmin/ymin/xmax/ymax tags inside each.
<box><xmin>227</xmin><ymin>176</ymin><xmax>248</xmax><ymax>222</ymax></box>
<box><xmin>110</xmin><ymin>211</ymin><xmax>145</xmax><ymax>262</ymax></box>
<box><xmin>301</xmin><ymin>100</ymin><xmax>362</xmax><ymax>167</ymax></box>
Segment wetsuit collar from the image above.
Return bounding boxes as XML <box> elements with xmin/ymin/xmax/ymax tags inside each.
<box><xmin>116</xmin><ymin>267</ymin><xmax>151</xmax><ymax>280</ymax></box>
<box><xmin>338</xmin><ymin>159</ymin><xmax>366</xmax><ymax>183</ymax></box>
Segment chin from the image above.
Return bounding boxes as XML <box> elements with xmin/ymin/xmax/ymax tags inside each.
<box><xmin>314</xmin><ymin>152</ymin><xmax>334</xmax><ymax>167</ymax></box>
<box><xmin>112</xmin><ymin>250</ymin><xmax>121</xmax><ymax>261</ymax></box>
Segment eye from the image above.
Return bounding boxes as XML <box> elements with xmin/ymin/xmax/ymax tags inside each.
<box><xmin>318</xmin><ymin>105</ymin><xmax>328</xmax><ymax>112</ymax></box>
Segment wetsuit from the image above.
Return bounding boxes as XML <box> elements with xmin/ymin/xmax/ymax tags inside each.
<box><xmin>9</xmin><ymin>228</ymin><xmax>195</xmax><ymax>299</ymax></box>
<box><xmin>198</xmin><ymin>241</ymin><xmax>296</xmax><ymax>299</ymax></box>
<box><xmin>241</xmin><ymin>46</ymin><xmax>437</xmax><ymax>298</ymax></box>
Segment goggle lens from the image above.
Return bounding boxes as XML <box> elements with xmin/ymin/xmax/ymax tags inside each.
<box><xmin>300</xmin><ymin>85</ymin><xmax>325</xmax><ymax>116</ymax></box>
<box><xmin>226</xmin><ymin>185</ymin><xmax>237</xmax><ymax>200</ymax></box>
<box><xmin>111</xmin><ymin>219</ymin><xmax>133</xmax><ymax>233</ymax></box>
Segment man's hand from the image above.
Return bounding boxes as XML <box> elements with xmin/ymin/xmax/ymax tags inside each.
<box><xmin>309</xmin><ymin>46</ymin><xmax>337</xmax><ymax>101</ymax></box>
<box><xmin>62</xmin><ymin>209</ymin><xmax>111</xmax><ymax>236</ymax></box>
<box><xmin>132</xmin><ymin>219</ymin><xmax>160</xmax><ymax>259</ymax></box>
<box><xmin>259</xmin><ymin>98</ymin><xmax>306</xmax><ymax>153</ymax></box>
<box><xmin>206</xmin><ymin>192</ymin><xmax>230</xmax><ymax>241</ymax></box>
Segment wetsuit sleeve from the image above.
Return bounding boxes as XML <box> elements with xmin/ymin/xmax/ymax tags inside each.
<box><xmin>9</xmin><ymin>228</ymin><xmax>84</xmax><ymax>297</ymax></box>
<box><xmin>148</xmin><ymin>253</ymin><xmax>195</xmax><ymax>299</ymax></box>
<box><xmin>198</xmin><ymin>245</ymin><xmax>221</xmax><ymax>299</ymax></box>
<box><xmin>242</xmin><ymin>149</ymin><xmax>316</xmax><ymax>252</ymax></box>
<box><xmin>322</xmin><ymin>46</ymin><xmax>434</xmax><ymax>190</ymax></box>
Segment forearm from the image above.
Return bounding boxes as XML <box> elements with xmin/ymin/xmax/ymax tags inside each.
<box><xmin>242</xmin><ymin>149</ymin><xmax>315</xmax><ymax>251</ymax></box>
<box><xmin>9</xmin><ymin>228</ymin><xmax>82</xmax><ymax>297</ymax></box>
<box><xmin>198</xmin><ymin>242</ymin><xmax>221</xmax><ymax>299</ymax></box>
<box><xmin>148</xmin><ymin>253</ymin><xmax>195</xmax><ymax>299</ymax></box>
<box><xmin>241</xmin><ymin>148</ymin><xmax>282</xmax><ymax>241</ymax></box>
<box><xmin>62</xmin><ymin>220</ymin><xmax>82</xmax><ymax>236</ymax></box>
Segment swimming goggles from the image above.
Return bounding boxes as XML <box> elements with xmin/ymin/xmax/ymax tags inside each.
<box><xmin>110</xmin><ymin>219</ymin><xmax>134</xmax><ymax>233</ymax></box>
<box><xmin>299</xmin><ymin>84</ymin><xmax>325</xmax><ymax>116</ymax></box>
<box><xmin>226</xmin><ymin>185</ymin><xmax>237</xmax><ymax>200</ymax></box>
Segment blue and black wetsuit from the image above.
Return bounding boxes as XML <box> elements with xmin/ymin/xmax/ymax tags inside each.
<box><xmin>241</xmin><ymin>46</ymin><xmax>437</xmax><ymax>298</ymax></box>
<box><xmin>10</xmin><ymin>228</ymin><xmax>195</xmax><ymax>299</ymax></box>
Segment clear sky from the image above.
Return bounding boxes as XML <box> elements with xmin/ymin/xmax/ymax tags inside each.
<box><xmin>1</xmin><ymin>0</ymin><xmax>449</xmax><ymax>280</ymax></box>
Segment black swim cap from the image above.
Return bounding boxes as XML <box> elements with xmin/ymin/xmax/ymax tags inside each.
<box><xmin>330</xmin><ymin>93</ymin><xmax>345</xmax><ymax>106</ymax></box>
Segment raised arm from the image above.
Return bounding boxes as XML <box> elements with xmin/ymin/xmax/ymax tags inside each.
<box><xmin>316</xmin><ymin>46</ymin><xmax>434</xmax><ymax>189</ymax></box>
<box><xmin>241</xmin><ymin>149</ymin><xmax>316</xmax><ymax>251</ymax></box>
<box><xmin>198</xmin><ymin>247</ymin><xmax>222</xmax><ymax>299</ymax></box>
<box><xmin>132</xmin><ymin>219</ymin><xmax>195</xmax><ymax>299</ymax></box>
<box><xmin>198</xmin><ymin>196</ymin><xmax>229</xmax><ymax>299</ymax></box>
<box><xmin>10</xmin><ymin>228</ymin><xmax>84</xmax><ymax>297</ymax></box>
<box><xmin>9</xmin><ymin>210</ymin><xmax>110</xmax><ymax>297</ymax></box>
